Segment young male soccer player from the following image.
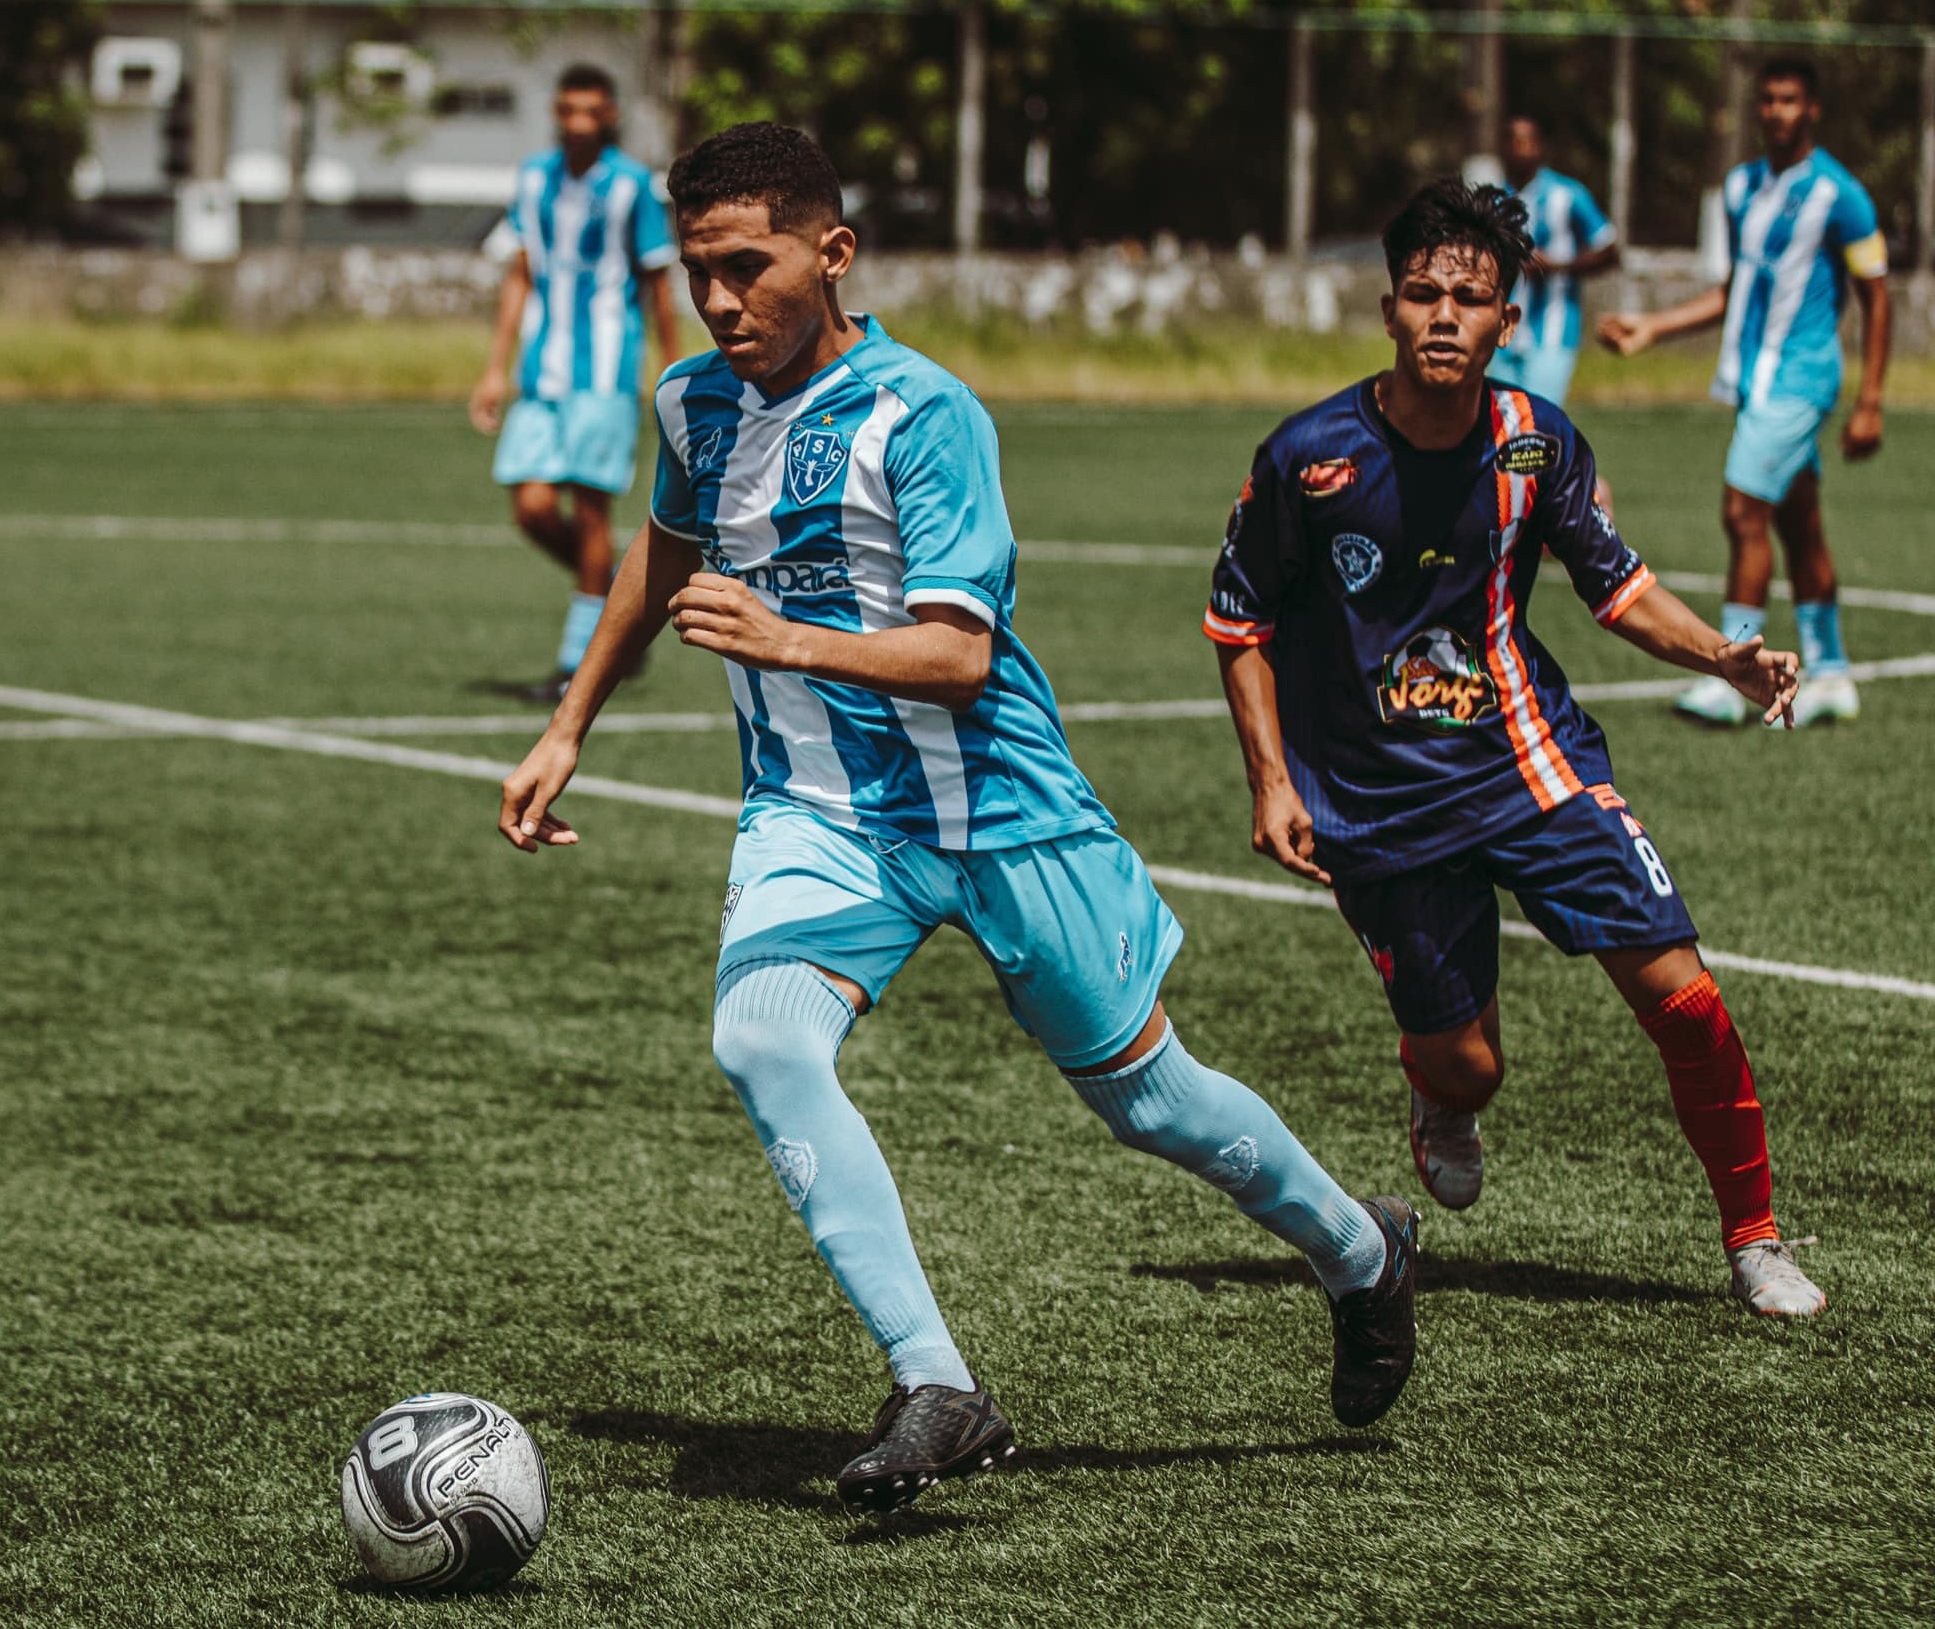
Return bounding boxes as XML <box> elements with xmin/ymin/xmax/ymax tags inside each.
<box><xmin>470</xmin><ymin>64</ymin><xmax>684</xmax><ymax>704</ymax></box>
<box><xmin>1600</xmin><ymin>58</ymin><xmax>1890</xmax><ymax>728</ymax></box>
<box><xmin>1490</xmin><ymin>113</ymin><xmax>1619</xmax><ymax>410</ymax></box>
<box><xmin>1205</xmin><ymin>178</ymin><xmax>1826</xmax><ymax>1319</ymax></box>
<box><xmin>498</xmin><ymin>123</ymin><xmax>1420</xmax><ymax>1513</ymax></box>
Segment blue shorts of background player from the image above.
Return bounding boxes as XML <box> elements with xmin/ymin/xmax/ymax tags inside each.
<box><xmin>718</xmin><ymin>799</ymin><xmax>1183</xmax><ymax>1069</ymax></box>
<box><xmin>1488</xmin><ymin>342</ymin><xmax>1579</xmax><ymax>409</ymax></box>
<box><xmin>492</xmin><ymin>392</ymin><xmax>641</xmax><ymax>495</ymax></box>
<box><xmin>1722</xmin><ymin>395</ymin><xmax>1826</xmax><ymax>505</ymax></box>
<box><xmin>1332</xmin><ymin>784</ymin><xmax>1697</xmax><ymax>1036</ymax></box>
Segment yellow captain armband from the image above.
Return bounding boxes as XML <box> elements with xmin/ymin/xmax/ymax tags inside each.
<box><xmin>1844</xmin><ymin>231</ymin><xmax>1889</xmax><ymax>280</ymax></box>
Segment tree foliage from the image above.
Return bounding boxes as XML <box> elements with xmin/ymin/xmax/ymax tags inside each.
<box><xmin>0</xmin><ymin>1</ymin><xmax>98</xmax><ymax>236</ymax></box>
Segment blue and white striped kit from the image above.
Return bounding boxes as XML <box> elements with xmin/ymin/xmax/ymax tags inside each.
<box><xmin>650</xmin><ymin>318</ymin><xmax>1113</xmax><ymax>852</ymax></box>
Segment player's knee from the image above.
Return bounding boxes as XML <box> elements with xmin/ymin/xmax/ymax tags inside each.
<box><xmin>1720</xmin><ymin>488</ymin><xmax>1764</xmax><ymax>544</ymax></box>
<box><xmin>512</xmin><ymin>484</ymin><xmax>559</xmax><ymax>529</ymax></box>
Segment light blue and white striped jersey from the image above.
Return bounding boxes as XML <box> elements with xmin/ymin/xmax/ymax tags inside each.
<box><xmin>507</xmin><ymin>145</ymin><xmax>676</xmax><ymax>401</ymax></box>
<box><xmin>650</xmin><ymin>318</ymin><xmax>1114</xmax><ymax>851</ymax></box>
<box><xmin>1714</xmin><ymin>148</ymin><xmax>1887</xmax><ymax>412</ymax></box>
<box><xmin>1505</xmin><ymin>168</ymin><xmax>1615</xmax><ymax>354</ymax></box>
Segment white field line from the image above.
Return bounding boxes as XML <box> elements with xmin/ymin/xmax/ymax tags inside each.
<box><xmin>5</xmin><ymin>681</ymin><xmax>1931</xmax><ymax>1005</ymax></box>
<box><xmin>15</xmin><ymin>513</ymin><xmax>1935</xmax><ymax>617</ymax></box>
<box><xmin>11</xmin><ymin>650</ymin><xmax>1935</xmax><ymax>745</ymax></box>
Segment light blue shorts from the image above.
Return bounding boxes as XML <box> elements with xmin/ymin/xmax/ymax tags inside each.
<box><xmin>1488</xmin><ymin>343</ymin><xmax>1578</xmax><ymax>408</ymax></box>
<box><xmin>716</xmin><ymin>798</ymin><xmax>1184</xmax><ymax>1071</ymax></box>
<box><xmin>1724</xmin><ymin>396</ymin><xmax>1826</xmax><ymax>504</ymax></box>
<box><xmin>493</xmin><ymin>393</ymin><xmax>640</xmax><ymax>495</ymax></box>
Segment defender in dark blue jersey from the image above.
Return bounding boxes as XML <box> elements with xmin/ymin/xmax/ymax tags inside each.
<box><xmin>1207</xmin><ymin>180</ymin><xmax>1825</xmax><ymax>1318</ymax></box>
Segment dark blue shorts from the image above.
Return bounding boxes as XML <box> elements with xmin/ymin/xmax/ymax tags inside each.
<box><xmin>1333</xmin><ymin>783</ymin><xmax>1698</xmax><ymax>1036</ymax></box>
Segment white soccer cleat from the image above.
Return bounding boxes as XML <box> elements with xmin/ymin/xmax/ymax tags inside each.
<box><xmin>1787</xmin><ymin>671</ymin><xmax>1859</xmax><ymax>728</ymax></box>
<box><xmin>1410</xmin><ymin>1089</ymin><xmax>1483</xmax><ymax>1210</ymax></box>
<box><xmin>1728</xmin><ymin>1238</ymin><xmax>1827</xmax><ymax>1318</ymax></box>
<box><xmin>1673</xmin><ymin>674</ymin><xmax>1749</xmax><ymax>727</ymax></box>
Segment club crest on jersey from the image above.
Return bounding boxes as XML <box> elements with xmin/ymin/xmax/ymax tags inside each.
<box><xmin>1300</xmin><ymin>458</ymin><xmax>1358</xmax><ymax>499</ymax></box>
<box><xmin>786</xmin><ymin>422</ymin><xmax>849</xmax><ymax>504</ymax></box>
<box><xmin>1331</xmin><ymin>533</ymin><xmax>1383</xmax><ymax>595</ymax></box>
<box><xmin>1496</xmin><ymin>433</ymin><xmax>1559</xmax><ymax>476</ymax></box>
<box><xmin>1378</xmin><ymin>625</ymin><xmax>1498</xmax><ymax>729</ymax></box>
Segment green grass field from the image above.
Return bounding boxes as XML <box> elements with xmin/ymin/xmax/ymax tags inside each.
<box><xmin>3</xmin><ymin>397</ymin><xmax>1932</xmax><ymax>1628</ymax></box>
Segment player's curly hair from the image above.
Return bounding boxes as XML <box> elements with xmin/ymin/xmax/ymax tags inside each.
<box><xmin>666</xmin><ymin>122</ymin><xmax>844</xmax><ymax>232</ymax></box>
<box><xmin>1381</xmin><ymin>178</ymin><xmax>1533</xmax><ymax>296</ymax></box>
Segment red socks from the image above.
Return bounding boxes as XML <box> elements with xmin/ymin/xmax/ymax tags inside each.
<box><xmin>1637</xmin><ymin>971</ymin><xmax>1779</xmax><ymax>1251</ymax></box>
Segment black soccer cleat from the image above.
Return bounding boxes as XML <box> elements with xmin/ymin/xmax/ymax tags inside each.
<box><xmin>1326</xmin><ymin>1195</ymin><xmax>1419</xmax><ymax>1428</ymax></box>
<box><xmin>836</xmin><ymin>1380</ymin><xmax>1016</xmax><ymax>1514</ymax></box>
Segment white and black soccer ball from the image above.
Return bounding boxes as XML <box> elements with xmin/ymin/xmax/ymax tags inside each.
<box><xmin>340</xmin><ymin>1392</ymin><xmax>549</xmax><ymax>1591</ymax></box>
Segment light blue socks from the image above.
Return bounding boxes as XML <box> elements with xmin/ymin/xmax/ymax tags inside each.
<box><xmin>1794</xmin><ymin>598</ymin><xmax>1848</xmax><ymax>676</ymax></box>
<box><xmin>1719</xmin><ymin>601</ymin><xmax>1766</xmax><ymax>646</ymax></box>
<box><xmin>556</xmin><ymin>592</ymin><xmax>606</xmax><ymax>675</ymax></box>
<box><xmin>712</xmin><ymin>959</ymin><xmax>974</xmax><ymax>1393</ymax></box>
<box><xmin>1068</xmin><ymin>1023</ymin><xmax>1385</xmax><ymax>1298</ymax></box>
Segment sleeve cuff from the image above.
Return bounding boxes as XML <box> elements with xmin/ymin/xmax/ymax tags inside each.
<box><xmin>649</xmin><ymin>511</ymin><xmax>704</xmax><ymax>542</ymax></box>
<box><xmin>637</xmin><ymin>245</ymin><xmax>679</xmax><ymax>272</ymax></box>
<box><xmin>1203</xmin><ymin>607</ymin><xmax>1276</xmax><ymax>646</ymax></box>
<box><xmin>904</xmin><ymin>584</ymin><xmax>997</xmax><ymax>628</ymax></box>
<box><xmin>1593</xmin><ymin>564</ymin><xmax>1656</xmax><ymax>626</ymax></box>
<box><xmin>1589</xmin><ymin>224</ymin><xmax>1618</xmax><ymax>251</ymax></box>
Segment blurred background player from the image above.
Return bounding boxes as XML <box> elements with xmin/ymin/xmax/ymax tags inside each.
<box><xmin>1207</xmin><ymin>179</ymin><xmax>1825</xmax><ymax>1319</ymax></box>
<box><xmin>500</xmin><ymin>123</ymin><xmax>1420</xmax><ymax>1512</ymax></box>
<box><xmin>1599</xmin><ymin>58</ymin><xmax>1890</xmax><ymax>729</ymax></box>
<box><xmin>469</xmin><ymin>64</ymin><xmax>684</xmax><ymax>704</ymax></box>
<box><xmin>1491</xmin><ymin>112</ymin><xmax>1620</xmax><ymax>412</ymax></box>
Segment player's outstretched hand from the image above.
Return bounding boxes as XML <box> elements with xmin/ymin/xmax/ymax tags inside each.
<box><xmin>1596</xmin><ymin>312</ymin><xmax>1651</xmax><ymax>357</ymax></box>
<box><xmin>499</xmin><ymin>733</ymin><xmax>582</xmax><ymax>852</ymax></box>
<box><xmin>670</xmin><ymin>573</ymin><xmax>803</xmax><ymax>670</ymax></box>
<box><xmin>1716</xmin><ymin>634</ymin><xmax>1800</xmax><ymax>729</ymax></box>
<box><xmin>1842</xmin><ymin>400</ymin><xmax>1883</xmax><ymax>462</ymax></box>
<box><xmin>1252</xmin><ymin>780</ymin><xmax>1332</xmax><ymax>887</ymax></box>
<box><xmin>468</xmin><ymin>369</ymin><xmax>508</xmax><ymax>435</ymax></box>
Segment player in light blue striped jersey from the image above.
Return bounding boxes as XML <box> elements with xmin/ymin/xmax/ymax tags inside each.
<box><xmin>1491</xmin><ymin>114</ymin><xmax>1620</xmax><ymax>410</ymax></box>
<box><xmin>1601</xmin><ymin>59</ymin><xmax>1891</xmax><ymax>727</ymax></box>
<box><xmin>497</xmin><ymin>123</ymin><xmax>1420</xmax><ymax>1512</ymax></box>
<box><xmin>470</xmin><ymin>64</ymin><xmax>683</xmax><ymax>703</ymax></box>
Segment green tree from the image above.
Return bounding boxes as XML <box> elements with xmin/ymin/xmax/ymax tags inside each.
<box><xmin>0</xmin><ymin>0</ymin><xmax>98</xmax><ymax>236</ymax></box>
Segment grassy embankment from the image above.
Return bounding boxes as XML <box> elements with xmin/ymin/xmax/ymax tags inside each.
<box><xmin>6</xmin><ymin>312</ymin><xmax>1932</xmax><ymax>406</ymax></box>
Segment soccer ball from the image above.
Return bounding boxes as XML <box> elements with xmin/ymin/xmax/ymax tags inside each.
<box><xmin>340</xmin><ymin>1392</ymin><xmax>549</xmax><ymax>1591</ymax></box>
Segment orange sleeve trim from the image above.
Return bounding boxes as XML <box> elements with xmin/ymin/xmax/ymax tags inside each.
<box><xmin>1203</xmin><ymin>607</ymin><xmax>1275</xmax><ymax>647</ymax></box>
<box><xmin>1593</xmin><ymin>564</ymin><xmax>1657</xmax><ymax>627</ymax></box>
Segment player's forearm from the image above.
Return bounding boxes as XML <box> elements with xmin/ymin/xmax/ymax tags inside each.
<box><xmin>549</xmin><ymin>525</ymin><xmax>699</xmax><ymax>741</ymax></box>
<box><xmin>1216</xmin><ymin>642</ymin><xmax>1293</xmax><ymax>792</ymax></box>
<box><xmin>1643</xmin><ymin>285</ymin><xmax>1730</xmax><ymax>343</ymax></box>
<box><xmin>784</xmin><ymin>618</ymin><xmax>992</xmax><ymax>711</ymax></box>
<box><xmin>1572</xmin><ymin>242</ymin><xmax>1620</xmax><ymax>278</ymax></box>
<box><xmin>1853</xmin><ymin>277</ymin><xmax>1890</xmax><ymax>407</ymax></box>
<box><xmin>1607</xmin><ymin>585</ymin><xmax>1730</xmax><ymax>676</ymax></box>
<box><xmin>484</xmin><ymin>263</ymin><xmax>530</xmax><ymax>376</ymax></box>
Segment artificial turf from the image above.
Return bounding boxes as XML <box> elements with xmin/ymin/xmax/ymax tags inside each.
<box><xmin>2</xmin><ymin>399</ymin><xmax>1931</xmax><ymax>1627</ymax></box>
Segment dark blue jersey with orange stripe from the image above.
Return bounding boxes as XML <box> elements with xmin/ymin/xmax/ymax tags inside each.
<box><xmin>1204</xmin><ymin>378</ymin><xmax>1656</xmax><ymax>884</ymax></box>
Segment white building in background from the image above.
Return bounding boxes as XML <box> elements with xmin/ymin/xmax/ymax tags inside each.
<box><xmin>76</xmin><ymin>2</ymin><xmax>673</xmax><ymax>251</ymax></box>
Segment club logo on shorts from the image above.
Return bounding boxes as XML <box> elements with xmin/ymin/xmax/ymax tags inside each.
<box><xmin>1379</xmin><ymin>625</ymin><xmax>1498</xmax><ymax>729</ymax></box>
<box><xmin>1496</xmin><ymin>432</ymin><xmax>1559</xmax><ymax>476</ymax></box>
<box><xmin>1117</xmin><ymin>931</ymin><xmax>1134</xmax><ymax>983</ymax></box>
<box><xmin>786</xmin><ymin>422</ymin><xmax>849</xmax><ymax>505</ymax></box>
<box><xmin>720</xmin><ymin>882</ymin><xmax>742</xmax><ymax>941</ymax></box>
<box><xmin>1331</xmin><ymin>533</ymin><xmax>1384</xmax><ymax>595</ymax></box>
<box><xmin>1299</xmin><ymin>458</ymin><xmax>1358</xmax><ymax>499</ymax></box>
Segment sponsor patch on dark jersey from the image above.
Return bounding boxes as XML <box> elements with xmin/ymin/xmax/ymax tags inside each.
<box><xmin>1300</xmin><ymin>458</ymin><xmax>1358</xmax><ymax>498</ymax></box>
<box><xmin>1496</xmin><ymin>433</ymin><xmax>1559</xmax><ymax>476</ymax></box>
<box><xmin>1378</xmin><ymin>625</ymin><xmax>1498</xmax><ymax>729</ymax></box>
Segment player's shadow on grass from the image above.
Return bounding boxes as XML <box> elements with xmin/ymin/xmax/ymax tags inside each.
<box><xmin>569</xmin><ymin>1409</ymin><xmax>1390</xmax><ymax>1524</ymax></box>
<box><xmin>1131</xmin><ymin>1251</ymin><xmax>1705</xmax><ymax>1305</ymax></box>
